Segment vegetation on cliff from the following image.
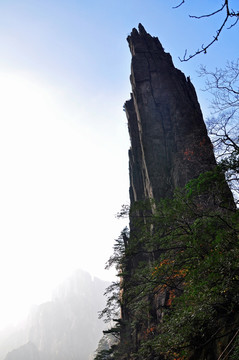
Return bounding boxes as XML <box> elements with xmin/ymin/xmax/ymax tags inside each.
<box><xmin>95</xmin><ymin>63</ymin><xmax>239</xmax><ymax>359</ymax></box>
<box><xmin>97</xmin><ymin>162</ymin><xmax>238</xmax><ymax>359</ymax></box>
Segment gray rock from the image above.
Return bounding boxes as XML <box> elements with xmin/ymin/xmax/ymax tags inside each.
<box><xmin>125</xmin><ymin>24</ymin><xmax>217</xmax><ymax>204</ymax></box>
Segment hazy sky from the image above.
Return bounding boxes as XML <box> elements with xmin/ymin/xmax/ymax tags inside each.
<box><xmin>0</xmin><ymin>0</ymin><xmax>238</xmax><ymax>330</ymax></box>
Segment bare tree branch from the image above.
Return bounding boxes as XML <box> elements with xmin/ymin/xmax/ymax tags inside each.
<box><xmin>172</xmin><ymin>0</ymin><xmax>185</xmax><ymax>9</ymax></box>
<box><xmin>180</xmin><ymin>15</ymin><xmax>229</xmax><ymax>61</ymax></box>
<box><xmin>172</xmin><ymin>1</ymin><xmax>239</xmax><ymax>61</ymax></box>
<box><xmin>198</xmin><ymin>61</ymin><xmax>239</xmax><ymax>203</ymax></box>
<box><xmin>189</xmin><ymin>3</ymin><xmax>226</xmax><ymax>19</ymax></box>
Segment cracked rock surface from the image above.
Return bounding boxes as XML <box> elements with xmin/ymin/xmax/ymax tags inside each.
<box><xmin>125</xmin><ymin>24</ymin><xmax>216</xmax><ymax>203</ymax></box>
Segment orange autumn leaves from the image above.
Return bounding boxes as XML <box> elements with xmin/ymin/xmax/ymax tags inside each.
<box><xmin>152</xmin><ymin>259</ymin><xmax>188</xmax><ymax>307</ymax></box>
<box><xmin>151</xmin><ymin>258</ymin><xmax>173</xmax><ymax>276</ymax></box>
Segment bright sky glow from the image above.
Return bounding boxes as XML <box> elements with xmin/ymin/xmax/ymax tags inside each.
<box><xmin>0</xmin><ymin>71</ymin><xmax>129</xmax><ymax>328</ymax></box>
<box><xmin>0</xmin><ymin>0</ymin><xmax>238</xmax><ymax>330</ymax></box>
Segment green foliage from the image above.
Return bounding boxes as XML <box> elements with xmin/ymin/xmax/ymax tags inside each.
<box><xmin>94</xmin><ymin>348</ymin><xmax>114</xmax><ymax>360</ymax></box>
<box><xmin>98</xmin><ymin>228</ymin><xmax>129</xmax><ymax>323</ymax></box>
<box><xmin>102</xmin><ymin>165</ymin><xmax>239</xmax><ymax>359</ymax></box>
<box><xmin>93</xmin><ymin>332</ymin><xmax>119</xmax><ymax>360</ymax></box>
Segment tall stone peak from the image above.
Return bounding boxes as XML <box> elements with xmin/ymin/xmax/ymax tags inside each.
<box><xmin>118</xmin><ymin>26</ymin><xmax>236</xmax><ymax>360</ymax></box>
<box><xmin>125</xmin><ymin>24</ymin><xmax>217</xmax><ymax>203</ymax></box>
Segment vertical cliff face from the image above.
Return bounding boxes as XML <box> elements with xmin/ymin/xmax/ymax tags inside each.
<box><xmin>119</xmin><ymin>25</ymin><xmax>237</xmax><ymax>360</ymax></box>
<box><xmin>125</xmin><ymin>24</ymin><xmax>216</xmax><ymax>204</ymax></box>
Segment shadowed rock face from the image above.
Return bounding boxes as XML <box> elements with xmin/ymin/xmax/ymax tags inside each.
<box><xmin>121</xmin><ymin>25</ymin><xmax>236</xmax><ymax>359</ymax></box>
<box><xmin>125</xmin><ymin>24</ymin><xmax>216</xmax><ymax>204</ymax></box>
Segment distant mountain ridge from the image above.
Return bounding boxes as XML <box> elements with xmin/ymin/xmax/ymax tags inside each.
<box><xmin>0</xmin><ymin>269</ymin><xmax>109</xmax><ymax>360</ymax></box>
<box><xmin>4</xmin><ymin>342</ymin><xmax>40</xmax><ymax>360</ymax></box>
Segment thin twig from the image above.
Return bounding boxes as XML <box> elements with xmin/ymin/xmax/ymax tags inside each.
<box><xmin>217</xmin><ymin>327</ymin><xmax>239</xmax><ymax>360</ymax></box>
<box><xmin>172</xmin><ymin>0</ymin><xmax>185</xmax><ymax>9</ymax></box>
<box><xmin>189</xmin><ymin>3</ymin><xmax>226</xmax><ymax>19</ymax></box>
<box><xmin>180</xmin><ymin>15</ymin><xmax>229</xmax><ymax>61</ymax></box>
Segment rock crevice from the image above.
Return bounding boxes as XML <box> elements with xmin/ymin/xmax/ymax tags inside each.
<box><xmin>125</xmin><ymin>24</ymin><xmax>216</xmax><ymax>204</ymax></box>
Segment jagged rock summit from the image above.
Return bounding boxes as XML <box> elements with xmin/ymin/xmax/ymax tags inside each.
<box><xmin>125</xmin><ymin>24</ymin><xmax>216</xmax><ymax>204</ymax></box>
